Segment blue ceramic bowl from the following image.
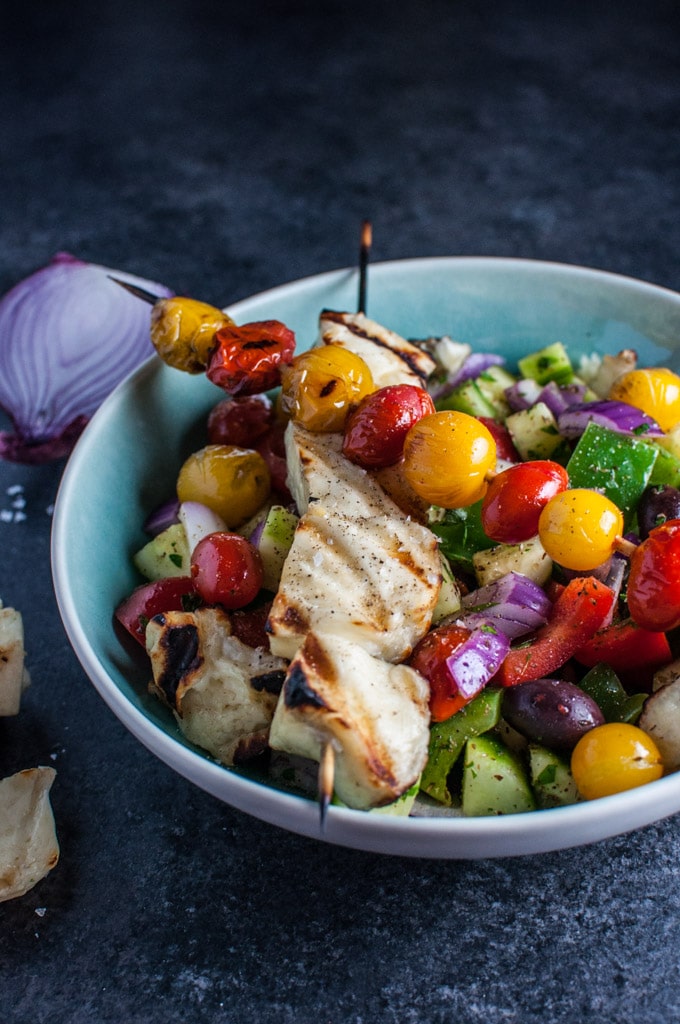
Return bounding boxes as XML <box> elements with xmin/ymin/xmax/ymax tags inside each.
<box><xmin>52</xmin><ymin>257</ymin><xmax>680</xmax><ymax>857</ymax></box>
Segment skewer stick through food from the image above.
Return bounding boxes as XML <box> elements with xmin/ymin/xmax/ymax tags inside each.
<box><xmin>357</xmin><ymin>219</ymin><xmax>372</xmax><ymax>315</ymax></box>
<box><xmin>108</xmin><ymin>276</ymin><xmax>160</xmax><ymax>304</ymax></box>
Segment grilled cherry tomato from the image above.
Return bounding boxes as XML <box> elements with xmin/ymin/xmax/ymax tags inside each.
<box><xmin>538</xmin><ymin>488</ymin><xmax>624</xmax><ymax>571</ymax></box>
<box><xmin>402</xmin><ymin>411</ymin><xmax>497</xmax><ymax>508</ymax></box>
<box><xmin>342</xmin><ymin>384</ymin><xmax>435</xmax><ymax>468</ymax></box>
<box><xmin>176</xmin><ymin>444</ymin><xmax>270</xmax><ymax>528</ymax></box>
<box><xmin>115</xmin><ymin>576</ymin><xmax>199</xmax><ymax>647</ymax></box>
<box><xmin>609</xmin><ymin>367</ymin><xmax>680</xmax><ymax>432</ymax></box>
<box><xmin>150</xmin><ymin>297</ymin><xmax>233</xmax><ymax>373</ymax></box>
<box><xmin>207</xmin><ymin>320</ymin><xmax>296</xmax><ymax>396</ymax></box>
<box><xmin>571</xmin><ymin>723</ymin><xmax>663</xmax><ymax>799</ymax></box>
<box><xmin>207</xmin><ymin>395</ymin><xmax>274</xmax><ymax>447</ymax></box>
<box><xmin>409</xmin><ymin>622</ymin><xmax>474</xmax><ymax>722</ymax></box>
<box><xmin>481</xmin><ymin>460</ymin><xmax>569</xmax><ymax>544</ymax></box>
<box><xmin>280</xmin><ymin>345</ymin><xmax>374</xmax><ymax>432</ymax></box>
<box><xmin>191</xmin><ymin>532</ymin><xmax>264</xmax><ymax>609</ymax></box>
<box><xmin>627</xmin><ymin>519</ymin><xmax>680</xmax><ymax>631</ymax></box>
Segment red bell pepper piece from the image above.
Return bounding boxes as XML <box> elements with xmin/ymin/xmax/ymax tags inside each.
<box><xmin>494</xmin><ymin>576</ymin><xmax>616</xmax><ymax>687</ymax></box>
<box><xmin>573</xmin><ymin>616</ymin><xmax>672</xmax><ymax>690</ymax></box>
<box><xmin>115</xmin><ymin>576</ymin><xmax>199</xmax><ymax>647</ymax></box>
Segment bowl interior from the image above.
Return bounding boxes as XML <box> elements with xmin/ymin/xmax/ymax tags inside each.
<box><xmin>52</xmin><ymin>257</ymin><xmax>680</xmax><ymax>857</ymax></box>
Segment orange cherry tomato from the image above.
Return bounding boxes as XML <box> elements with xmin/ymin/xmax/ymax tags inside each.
<box><xmin>402</xmin><ymin>411</ymin><xmax>497</xmax><ymax>508</ymax></box>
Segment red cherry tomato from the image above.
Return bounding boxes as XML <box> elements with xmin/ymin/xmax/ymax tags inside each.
<box><xmin>207</xmin><ymin>394</ymin><xmax>274</xmax><ymax>447</ymax></box>
<box><xmin>478</xmin><ymin>417</ymin><xmax>521</xmax><ymax>463</ymax></box>
<box><xmin>627</xmin><ymin>519</ymin><xmax>680</xmax><ymax>631</ymax></box>
<box><xmin>256</xmin><ymin>420</ymin><xmax>291</xmax><ymax>500</ymax></box>
<box><xmin>191</xmin><ymin>532</ymin><xmax>264</xmax><ymax>609</ymax></box>
<box><xmin>206</xmin><ymin>320</ymin><xmax>296</xmax><ymax>396</ymax></box>
<box><xmin>481</xmin><ymin>460</ymin><xmax>569</xmax><ymax>544</ymax></box>
<box><xmin>115</xmin><ymin>576</ymin><xmax>199</xmax><ymax>647</ymax></box>
<box><xmin>409</xmin><ymin>622</ymin><xmax>474</xmax><ymax>722</ymax></box>
<box><xmin>342</xmin><ymin>384</ymin><xmax>435</xmax><ymax>468</ymax></box>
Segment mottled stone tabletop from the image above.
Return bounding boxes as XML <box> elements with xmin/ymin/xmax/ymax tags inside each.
<box><xmin>2</xmin><ymin>1</ymin><xmax>680</xmax><ymax>1021</ymax></box>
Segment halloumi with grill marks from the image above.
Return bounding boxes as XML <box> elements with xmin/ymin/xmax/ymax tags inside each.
<box><xmin>284</xmin><ymin>421</ymin><xmax>391</xmax><ymax>517</ymax></box>
<box><xmin>146</xmin><ymin>607</ymin><xmax>288</xmax><ymax>765</ymax></box>
<box><xmin>268</xmin><ymin>631</ymin><xmax>430</xmax><ymax>809</ymax></box>
<box><xmin>267</xmin><ymin>504</ymin><xmax>441</xmax><ymax>661</ymax></box>
<box><xmin>318</xmin><ymin>310</ymin><xmax>436</xmax><ymax>389</ymax></box>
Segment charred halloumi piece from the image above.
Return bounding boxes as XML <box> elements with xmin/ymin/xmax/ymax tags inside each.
<box><xmin>268</xmin><ymin>423</ymin><xmax>442</xmax><ymax>662</ymax></box>
<box><xmin>284</xmin><ymin>421</ymin><xmax>389</xmax><ymax>517</ymax></box>
<box><xmin>318</xmin><ymin>310</ymin><xmax>436</xmax><ymax>389</ymax></box>
<box><xmin>268</xmin><ymin>505</ymin><xmax>441</xmax><ymax>662</ymax></box>
<box><xmin>146</xmin><ymin>607</ymin><xmax>287</xmax><ymax>765</ymax></box>
<box><xmin>269</xmin><ymin>631</ymin><xmax>430</xmax><ymax>809</ymax></box>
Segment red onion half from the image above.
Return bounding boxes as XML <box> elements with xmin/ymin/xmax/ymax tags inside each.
<box><xmin>0</xmin><ymin>253</ymin><xmax>173</xmax><ymax>463</ymax></box>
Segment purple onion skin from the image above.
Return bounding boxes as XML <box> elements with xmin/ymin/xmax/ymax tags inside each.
<box><xmin>0</xmin><ymin>253</ymin><xmax>173</xmax><ymax>463</ymax></box>
<box><xmin>557</xmin><ymin>399</ymin><xmax>664</xmax><ymax>440</ymax></box>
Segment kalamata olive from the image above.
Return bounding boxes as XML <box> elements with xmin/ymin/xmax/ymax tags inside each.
<box><xmin>502</xmin><ymin>678</ymin><xmax>605</xmax><ymax>751</ymax></box>
<box><xmin>637</xmin><ymin>484</ymin><xmax>680</xmax><ymax>540</ymax></box>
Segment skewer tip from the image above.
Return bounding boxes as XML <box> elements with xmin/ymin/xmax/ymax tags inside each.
<box><xmin>360</xmin><ymin>219</ymin><xmax>373</xmax><ymax>251</ymax></box>
<box><xmin>318</xmin><ymin>741</ymin><xmax>336</xmax><ymax>830</ymax></box>
<box><xmin>108</xmin><ymin>276</ymin><xmax>160</xmax><ymax>305</ymax></box>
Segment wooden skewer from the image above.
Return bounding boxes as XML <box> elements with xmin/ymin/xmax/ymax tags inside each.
<box><xmin>357</xmin><ymin>219</ymin><xmax>372</xmax><ymax>315</ymax></box>
<box><xmin>108</xmin><ymin>276</ymin><xmax>160</xmax><ymax>305</ymax></box>
<box><xmin>318</xmin><ymin>741</ymin><xmax>336</xmax><ymax>830</ymax></box>
<box><xmin>317</xmin><ymin>219</ymin><xmax>374</xmax><ymax>828</ymax></box>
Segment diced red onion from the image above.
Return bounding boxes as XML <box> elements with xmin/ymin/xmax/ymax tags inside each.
<box><xmin>0</xmin><ymin>253</ymin><xmax>173</xmax><ymax>463</ymax></box>
<box><xmin>428</xmin><ymin>353</ymin><xmax>505</xmax><ymax>401</ymax></box>
<box><xmin>460</xmin><ymin>571</ymin><xmax>551</xmax><ymax>638</ymax></box>
<box><xmin>445</xmin><ymin>628</ymin><xmax>511</xmax><ymax>699</ymax></box>
<box><xmin>178</xmin><ymin>501</ymin><xmax>228</xmax><ymax>555</ymax></box>
<box><xmin>143</xmin><ymin>497</ymin><xmax>180</xmax><ymax>537</ymax></box>
<box><xmin>536</xmin><ymin>381</ymin><xmax>590</xmax><ymax>418</ymax></box>
<box><xmin>557</xmin><ymin>400</ymin><xmax>664</xmax><ymax>439</ymax></box>
<box><xmin>504</xmin><ymin>378</ymin><xmax>542</xmax><ymax>411</ymax></box>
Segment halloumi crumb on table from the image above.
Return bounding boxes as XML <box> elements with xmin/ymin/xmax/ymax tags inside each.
<box><xmin>115</xmin><ymin>296</ymin><xmax>680</xmax><ymax>816</ymax></box>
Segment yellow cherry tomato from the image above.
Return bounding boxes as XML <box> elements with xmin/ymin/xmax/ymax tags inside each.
<box><xmin>609</xmin><ymin>367</ymin><xmax>680</xmax><ymax>432</ymax></box>
<box><xmin>537</xmin><ymin>488</ymin><xmax>623</xmax><ymax>570</ymax></box>
<box><xmin>280</xmin><ymin>345</ymin><xmax>375</xmax><ymax>432</ymax></box>
<box><xmin>176</xmin><ymin>444</ymin><xmax>270</xmax><ymax>528</ymax></box>
<box><xmin>151</xmin><ymin>297</ymin><xmax>234</xmax><ymax>373</ymax></box>
<box><xmin>571</xmin><ymin>723</ymin><xmax>663</xmax><ymax>800</ymax></box>
<box><xmin>401</xmin><ymin>410</ymin><xmax>497</xmax><ymax>508</ymax></box>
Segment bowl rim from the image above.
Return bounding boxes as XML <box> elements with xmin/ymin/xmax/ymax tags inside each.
<box><xmin>51</xmin><ymin>254</ymin><xmax>680</xmax><ymax>858</ymax></box>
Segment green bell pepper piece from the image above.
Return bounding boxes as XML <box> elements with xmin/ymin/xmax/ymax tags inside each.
<box><xmin>428</xmin><ymin>500</ymin><xmax>494</xmax><ymax>575</ymax></box>
<box><xmin>566</xmin><ymin>421</ymin><xmax>658</xmax><ymax>527</ymax></box>
<box><xmin>578</xmin><ymin>662</ymin><xmax>646</xmax><ymax>724</ymax></box>
<box><xmin>420</xmin><ymin>688</ymin><xmax>503</xmax><ymax>806</ymax></box>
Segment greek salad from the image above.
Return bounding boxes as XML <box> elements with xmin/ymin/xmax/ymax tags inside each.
<box><xmin>114</xmin><ymin>293</ymin><xmax>680</xmax><ymax>817</ymax></box>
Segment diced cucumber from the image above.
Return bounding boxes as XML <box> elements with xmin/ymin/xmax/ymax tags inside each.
<box><xmin>475</xmin><ymin>364</ymin><xmax>517</xmax><ymax>417</ymax></box>
<box><xmin>472</xmin><ymin>535</ymin><xmax>553</xmax><ymax>588</ymax></box>
<box><xmin>431</xmin><ymin>553</ymin><xmax>463</xmax><ymax>624</ymax></box>
<box><xmin>518</xmin><ymin>341</ymin><xmax>574</xmax><ymax>386</ymax></box>
<box><xmin>437</xmin><ymin>379</ymin><xmax>497</xmax><ymax>418</ymax></box>
<box><xmin>420</xmin><ymin>689</ymin><xmax>503</xmax><ymax>806</ymax></box>
<box><xmin>505</xmin><ymin>402</ymin><xmax>566</xmax><ymax>461</ymax></box>
<box><xmin>133</xmin><ymin>523</ymin><xmax>191</xmax><ymax>580</ymax></box>
<box><xmin>461</xmin><ymin>734</ymin><xmax>536</xmax><ymax>816</ymax></box>
<box><xmin>255</xmin><ymin>504</ymin><xmax>298</xmax><ymax>592</ymax></box>
<box><xmin>528</xmin><ymin>744</ymin><xmax>580</xmax><ymax>809</ymax></box>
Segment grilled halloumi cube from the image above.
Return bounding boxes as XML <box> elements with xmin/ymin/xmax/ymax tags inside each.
<box><xmin>146</xmin><ymin>607</ymin><xmax>287</xmax><ymax>765</ymax></box>
<box><xmin>318</xmin><ymin>310</ymin><xmax>436</xmax><ymax>389</ymax></box>
<box><xmin>268</xmin><ymin>504</ymin><xmax>441</xmax><ymax>662</ymax></box>
<box><xmin>269</xmin><ymin>631</ymin><xmax>430</xmax><ymax>809</ymax></box>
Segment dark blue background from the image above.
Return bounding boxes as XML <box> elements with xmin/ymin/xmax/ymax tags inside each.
<box><xmin>2</xmin><ymin>2</ymin><xmax>680</xmax><ymax>1021</ymax></box>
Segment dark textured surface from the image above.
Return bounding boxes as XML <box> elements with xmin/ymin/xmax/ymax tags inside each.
<box><xmin>2</xmin><ymin>1</ymin><xmax>680</xmax><ymax>1021</ymax></box>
